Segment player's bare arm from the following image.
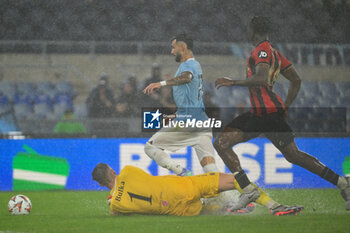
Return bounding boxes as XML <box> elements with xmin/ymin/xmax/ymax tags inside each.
<box><xmin>166</xmin><ymin>71</ymin><xmax>193</xmax><ymax>86</ymax></box>
<box><xmin>280</xmin><ymin>66</ymin><xmax>301</xmax><ymax>111</ymax></box>
<box><xmin>143</xmin><ymin>71</ymin><xmax>193</xmax><ymax>95</ymax></box>
<box><xmin>215</xmin><ymin>63</ymin><xmax>270</xmax><ymax>89</ymax></box>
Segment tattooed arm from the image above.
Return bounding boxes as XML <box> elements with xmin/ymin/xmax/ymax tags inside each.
<box><xmin>143</xmin><ymin>72</ymin><xmax>193</xmax><ymax>95</ymax></box>
<box><xmin>165</xmin><ymin>72</ymin><xmax>193</xmax><ymax>86</ymax></box>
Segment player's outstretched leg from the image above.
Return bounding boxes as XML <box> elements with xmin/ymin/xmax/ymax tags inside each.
<box><xmin>144</xmin><ymin>141</ymin><xmax>190</xmax><ymax>175</ymax></box>
<box><xmin>213</xmin><ymin>128</ymin><xmax>261</xmax><ymax>209</ymax></box>
<box><xmin>281</xmin><ymin>141</ymin><xmax>350</xmax><ymax>210</ymax></box>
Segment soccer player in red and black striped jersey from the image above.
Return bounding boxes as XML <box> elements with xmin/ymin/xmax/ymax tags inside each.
<box><xmin>214</xmin><ymin>16</ymin><xmax>350</xmax><ymax>213</ymax></box>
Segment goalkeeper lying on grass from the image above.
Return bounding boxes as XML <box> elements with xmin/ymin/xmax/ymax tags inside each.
<box><xmin>92</xmin><ymin>163</ymin><xmax>303</xmax><ymax>216</ymax></box>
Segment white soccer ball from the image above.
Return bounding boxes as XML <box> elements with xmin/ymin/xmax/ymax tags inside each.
<box><xmin>8</xmin><ymin>194</ymin><xmax>32</xmax><ymax>215</ymax></box>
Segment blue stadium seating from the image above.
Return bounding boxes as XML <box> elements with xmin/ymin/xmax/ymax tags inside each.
<box><xmin>17</xmin><ymin>82</ymin><xmax>36</xmax><ymax>100</ymax></box>
<box><xmin>0</xmin><ymin>93</ymin><xmax>10</xmax><ymax>114</ymax></box>
<box><xmin>55</xmin><ymin>82</ymin><xmax>74</xmax><ymax>96</ymax></box>
<box><xmin>13</xmin><ymin>104</ymin><xmax>32</xmax><ymax>120</ymax></box>
<box><xmin>34</xmin><ymin>93</ymin><xmax>51</xmax><ymax>106</ymax></box>
<box><xmin>53</xmin><ymin>93</ymin><xmax>73</xmax><ymax>119</ymax></box>
<box><xmin>319</xmin><ymin>82</ymin><xmax>337</xmax><ymax>98</ymax></box>
<box><xmin>335</xmin><ymin>82</ymin><xmax>350</xmax><ymax>97</ymax></box>
<box><xmin>0</xmin><ymin>79</ymin><xmax>348</xmax><ymax>133</ymax></box>
<box><xmin>0</xmin><ymin>82</ymin><xmax>16</xmax><ymax>102</ymax></box>
<box><xmin>33</xmin><ymin>103</ymin><xmax>52</xmax><ymax>119</ymax></box>
<box><xmin>37</xmin><ymin>82</ymin><xmax>56</xmax><ymax>99</ymax></box>
<box><xmin>14</xmin><ymin>93</ymin><xmax>32</xmax><ymax>106</ymax></box>
<box><xmin>204</xmin><ymin>80</ymin><xmax>350</xmax><ymax>133</ymax></box>
<box><xmin>0</xmin><ymin>81</ymin><xmax>76</xmax><ymax>121</ymax></box>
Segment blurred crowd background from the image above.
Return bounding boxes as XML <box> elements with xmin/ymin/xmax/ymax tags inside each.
<box><xmin>1</xmin><ymin>0</ymin><xmax>349</xmax><ymax>43</ymax></box>
<box><xmin>0</xmin><ymin>0</ymin><xmax>349</xmax><ymax>137</ymax></box>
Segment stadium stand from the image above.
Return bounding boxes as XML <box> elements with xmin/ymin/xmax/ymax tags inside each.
<box><xmin>0</xmin><ymin>0</ymin><xmax>349</xmax><ymax>135</ymax></box>
<box><xmin>0</xmin><ymin>0</ymin><xmax>349</xmax><ymax>43</ymax></box>
<box><xmin>0</xmin><ymin>93</ymin><xmax>10</xmax><ymax>114</ymax></box>
<box><xmin>0</xmin><ymin>76</ymin><xmax>348</xmax><ymax>135</ymax></box>
<box><xmin>204</xmin><ymin>80</ymin><xmax>348</xmax><ymax>133</ymax></box>
<box><xmin>0</xmin><ymin>46</ymin><xmax>349</xmax><ymax>135</ymax></box>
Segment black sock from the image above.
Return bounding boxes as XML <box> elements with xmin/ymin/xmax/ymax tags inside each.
<box><xmin>234</xmin><ymin>170</ymin><xmax>251</xmax><ymax>189</ymax></box>
<box><xmin>320</xmin><ymin>167</ymin><xmax>339</xmax><ymax>186</ymax></box>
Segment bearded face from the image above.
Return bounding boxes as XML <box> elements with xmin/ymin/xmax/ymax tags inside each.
<box><xmin>174</xmin><ymin>52</ymin><xmax>182</xmax><ymax>62</ymax></box>
<box><xmin>171</xmin><ymin>39</ymin><xmax>183</xmax><ymax>63</ymax></box>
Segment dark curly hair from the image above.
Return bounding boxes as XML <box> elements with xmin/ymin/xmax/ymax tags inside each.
<box><xmin>172</xmin><ymin>33</ymin><xmax>194</xmax><ymax>51</ymax></box>
<box><xmin>249</xmin><ymin>16</ymin><xmax>272</xmax><ymax>35</ymax></box>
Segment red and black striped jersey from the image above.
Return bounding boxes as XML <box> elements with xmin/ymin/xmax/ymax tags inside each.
<box><xmin>246</xmin><ymin>40</ymin><xmax>292</xmax><ymax>116</ymax></box>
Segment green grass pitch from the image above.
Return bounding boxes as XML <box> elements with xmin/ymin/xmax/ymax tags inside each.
<box><xmin>1</xmin><ymin>189</ymin><xmax>349</xmax><ymax>233</ymax></box>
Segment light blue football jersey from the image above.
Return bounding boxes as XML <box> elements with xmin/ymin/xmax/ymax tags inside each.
<box><xmin>172</xmin><ymin>58</ymin><xmax>208</xmax><ymax>121</ymax></box>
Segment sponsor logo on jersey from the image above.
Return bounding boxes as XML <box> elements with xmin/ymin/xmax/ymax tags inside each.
<box><xmin>258</xmin><ymin>50</ymin><xmax>268</xmax><ymax>58</ymax></box>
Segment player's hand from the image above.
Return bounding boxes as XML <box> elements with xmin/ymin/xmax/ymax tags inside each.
<box><xmin>143</xmin><ymin>83</ymin><xmax>161</xmax><ymax>95</ymax></box>
<box><xmin>215</xmin><ymin>77</ymin><xmax>234</xmax><ymax>89</ymax></box>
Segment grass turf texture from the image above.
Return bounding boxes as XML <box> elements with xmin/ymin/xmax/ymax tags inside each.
<box><xmin>1</xmin><ymin>189</ymin><xmax>349</xmax><ymax>233</ymax></box>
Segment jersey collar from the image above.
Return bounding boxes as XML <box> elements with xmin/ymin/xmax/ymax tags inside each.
<box><xmin>185</xmin><ymin>58</ymin><xmax>195</xmax><ymax>62</ymax></box>
<box><xmin>255</xmin><ymin>40</ymin><xmax>270</xmax><ymax>48</ymax></box>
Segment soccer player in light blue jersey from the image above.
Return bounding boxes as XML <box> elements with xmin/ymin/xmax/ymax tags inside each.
<box><xmin>171</xmin><ymin>52</ymin><xmax>208</xmax><ymax>122</ymax></box>
<box><xmin>143</xmin><ymin>34</ymin><xmax>241</xmax><ymax>209</ymax></box>
<box><xmin>143</xmin><ymin>34</ymin><xmax>219</xmax><ymax>176</ymax></box>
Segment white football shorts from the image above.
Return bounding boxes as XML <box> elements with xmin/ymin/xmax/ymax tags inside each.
<box><xmin>147</xmin><ymin>127</ymin><xmax>215</xmax><ymax>161</ymax></box>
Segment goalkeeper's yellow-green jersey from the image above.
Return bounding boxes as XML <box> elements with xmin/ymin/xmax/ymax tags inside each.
<box><xmin>110</xmin><ymin>165</ymin><xmax>219</xmax><ymax>216</ymax></box>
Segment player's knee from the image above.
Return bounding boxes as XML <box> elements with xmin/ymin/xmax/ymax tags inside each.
<box><xmin>213</xmin><ymin>136</ymin><xmax>230</xmax><ymax>152</ymax></box>
<box><xmin>213</xmin><ymin>138</ymin><xmax>221</xmax><ymax>151</ymax></box>
<box><xmin>200</xmin><ymin>156</ymin><xmax>215</xmax><ymax>167</ymax></box>
<box><xmin>283</xmin><ymin>149</ymin><xmax>303</xmax><ymax>165</ymax></box>
<box><xmin>283</xmin><ymin>152</ymin><xmax>296</xmax><ymax>164</ymax></box>
<box><xmin>214</xmin><ymin>130</ymin><xmax>242</xmax><ymax>153</ymax></box>
<box><xmin>281</xmin><ymin>145</ymin><xmax>299</xmax><ymax>164</ymax></box>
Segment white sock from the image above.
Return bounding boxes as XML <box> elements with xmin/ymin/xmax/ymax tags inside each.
<box><xmin>202</xmin><ymin>163</ymin><xmax>219</xmax><ymax>173</ymax></box>
<box><xmin>144</xmin><ymin>142</ymin><xmax>184</xmax><ymax>174</ymax></box>
<box><xmin>337</xmin><ymin>176</ymin><xmax>348</xmax><ymax>190</ymax></box>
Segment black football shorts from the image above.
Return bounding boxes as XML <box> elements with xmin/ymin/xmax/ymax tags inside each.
<box><xmin>227</xmin><ymin>112</ymin><xmax>295</xmax><ymax>150</ymax></box>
